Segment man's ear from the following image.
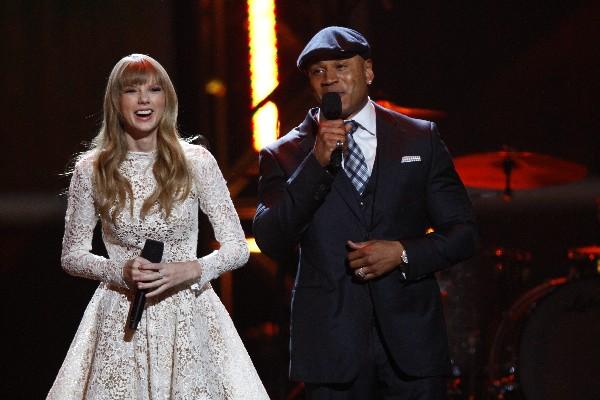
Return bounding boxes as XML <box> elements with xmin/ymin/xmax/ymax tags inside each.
<box><xmin>364</xmin><ymin>59</ymin><xmax>374</xmax><ymax>84</ymax></box>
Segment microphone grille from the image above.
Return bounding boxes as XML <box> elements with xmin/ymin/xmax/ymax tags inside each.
<box><xmin>321</xmin><ymin>92</ymin><xmax>341</xmax><ymax>120</ymax></box>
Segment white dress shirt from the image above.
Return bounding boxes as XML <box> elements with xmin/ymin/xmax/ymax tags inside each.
<box><xmin>317</xmin><ymin>98</ymin><xmax>377</xmax><ymax>173</ymax></box>
<box><xmin>344</xmin><ymin>99</ymin><xmax>377</xmax><ymax>173</ymax></box>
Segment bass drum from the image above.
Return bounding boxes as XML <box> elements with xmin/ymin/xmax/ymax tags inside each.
<box><xmin>487</xmin><ymin>276</ymin><xmax>600</xmax><ymax>400</ymax></box>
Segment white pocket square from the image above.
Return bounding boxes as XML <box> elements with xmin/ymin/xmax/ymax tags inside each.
<box><xmin>401</xmin><ymin>156</ymin><xmax>421</xmax><ymax>163</ymax></box>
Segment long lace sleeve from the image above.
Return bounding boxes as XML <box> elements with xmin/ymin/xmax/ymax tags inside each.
<box><xmin>192</xmin><ymin>148</ymin><xmax>249</xmax><ymax>288</ymax></box>
<box><xmin>61</xmin><ymin>157</ymin><xmax>128</xmax><ymax>288</ymax></box>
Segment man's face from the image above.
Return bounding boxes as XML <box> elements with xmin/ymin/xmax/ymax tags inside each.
<box><xmin>307</xmin><ymin>55</ymin><xmax>374</xmax><ymax>119</ymax></box>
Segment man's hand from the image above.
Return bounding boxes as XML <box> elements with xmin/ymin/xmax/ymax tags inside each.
<box><xmin>313</xmin><ymin>119</ymin><xmax>351</xmax><ymax>167</ymax></box>
<box><xmin>347</xmin><ymin>240</ymin><xmax>404</xmax><ymax>280</ymax></box>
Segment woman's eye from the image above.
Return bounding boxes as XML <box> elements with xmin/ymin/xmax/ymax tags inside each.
<box><xmin>123</xmin><ymin>88</ymin><xmax>136</xmax><ymax>93</ymax></box>
<box><xmin>151</xmin><ymin>86</ymin><xmax>162</xmax><ymax>92</ymax></box>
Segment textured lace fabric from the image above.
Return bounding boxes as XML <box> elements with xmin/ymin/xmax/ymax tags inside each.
<box><xmin>47</xmin><ymin>142</ymin><xmax>269</xmax><ymax>400</ymax></box>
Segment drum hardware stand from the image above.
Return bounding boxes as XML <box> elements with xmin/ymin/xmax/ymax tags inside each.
<box><xmin>448</xmin><ymin>330</ymin><xmax>480</xmax><ymax>400</ymax></box>
<box><xmin>501</xmin><ymin>151</ymin><xmax>515</xmax><ymax>202</ymax></box>
<box><xmin>465</xmin><ymin>331</ymin><xmax>481</xmax><ymax>400</ymax></box>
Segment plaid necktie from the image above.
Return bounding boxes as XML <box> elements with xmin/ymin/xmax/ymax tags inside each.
<box><xmin>344</xmin><ymin>120</ymin><xmax>370</xmax><ymax>195</ymax></box>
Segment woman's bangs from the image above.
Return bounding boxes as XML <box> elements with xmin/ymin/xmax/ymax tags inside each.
<box><xmin>119</xmin><ymin>60</ymin><xmax>162</xmax><ymax>89</ymax></box>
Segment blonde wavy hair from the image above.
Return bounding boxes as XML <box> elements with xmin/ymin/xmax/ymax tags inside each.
<box><xmin>90</xmin><ymin>53</ymin><xmax>191</xmax><ymax>222</ymax></box>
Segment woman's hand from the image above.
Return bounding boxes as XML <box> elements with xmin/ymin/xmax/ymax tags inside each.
<box><xmin>122</xmin><ymin>257</ymin><xmax>154</xmax><ymax>289</ymax></box>
<box><xmin>134</xmin><ymin>260</ymin><xmax>202</xmax><ymax>298</ymax></box>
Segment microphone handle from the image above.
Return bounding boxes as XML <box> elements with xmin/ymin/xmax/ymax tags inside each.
<box><xmin>129</xmin><ymin>289</ymin><xmax>147</xmax><ymax>330</ymax></box>
<box><xmin>128</xmin><ymin>239</ymin><xmax>164</xmax><ymax>331</ymax></box>
<box><xmin>330</xmin><ymin>147</ymin><xmax>343</xmax><ymax>170</ymax></box>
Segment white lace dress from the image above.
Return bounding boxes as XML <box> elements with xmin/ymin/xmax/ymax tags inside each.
<box><xmin>47</xmin><ymin>143</ymin><xmax>269</xmax><ymax>400</ymax></box>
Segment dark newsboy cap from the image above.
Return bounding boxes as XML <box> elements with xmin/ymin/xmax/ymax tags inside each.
<box><xmin>297</xmin><ymin>26</ymin><xmax>371</xmax><ymax>70</ymax></box>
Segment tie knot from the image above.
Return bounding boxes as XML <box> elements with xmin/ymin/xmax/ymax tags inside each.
<box><xmin>346</xmin><ymin>120</ymin><xmax>359</xmax><ymax>135</ymax></box>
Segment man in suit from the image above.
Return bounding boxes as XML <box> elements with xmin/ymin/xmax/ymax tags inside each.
<box><xmin>253</xmin><ymin>26</ymin><xmax>477</xmax><ymax>399</ymax></box>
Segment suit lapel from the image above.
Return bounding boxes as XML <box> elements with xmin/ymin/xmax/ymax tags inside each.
<box><xmin>296</xmin><ymin>108</ymin><xmax>368</xmax><ymax>224</ymax></box>
<box><xmin>332</xmin><ymin>171</ymin><xmax>365</xmax><ymax>224</ymax></box>
<box><xmin>372</xmin><ymin>105</ymin><xmax>401</xmax><ymax>224</ymax></box>
<box><xmin>295</xmin><ymin>110</ymin><xmax>317</xmax><ymax>164</ymax></box>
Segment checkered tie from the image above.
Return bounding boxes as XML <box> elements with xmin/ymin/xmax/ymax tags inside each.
<box><xmin>344</xmin><ymin>120</ymin><xmax>370</xmax><ymax>195</ymax></box>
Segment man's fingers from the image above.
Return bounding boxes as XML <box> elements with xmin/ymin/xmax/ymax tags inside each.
<box><xmin>320</xmin><ymin>134</ymin><xmax>346</xmax><ymax>150</ymax></box>
<box><xmin>347</xmin><ymin>240</ymin><xmax>369</xmax><ymax>249</ymax></box>
<box><xmin>363</xmin><ymin>272</ymin><xmax>377</xmax><ymax>280</ymax></box>
<box><xmin>347</xmin><ymin>252</ymin><xmax>367</xmax><ymax>265</ymax></box>
<box><xmin>354</xmin><ymin>266</ymin><xmax>379</xmax><ymax>280</ymax></box>
<box><xmin>354</xmin><ymin>264</ymin><xmax>386</xmax><ymax>281</ymax></box>
<box><xmin>348</xmin><ymin>249</ymin><xmax>376</xmax><ymax>266</ymax></box>
<box><xmin>347</xmin><ymin>240</ymin><xmax>361</xmax><ymax>250</ymax></box>
<box><xmin>320</xmin><ymin>119</ymin><xmax>345</xmax><ymax>129</ymax></box>
<box><xmin>345</xmin><ymin>122</ymin><xmax>357</xmax><ymax>133</ymax></box>
<box><xmin>347</xmin><ymin>250</ymin><xmax>360</xmax><ymax>261</ymax></box>
<box><xmin>349</xmin><ymin>257</ymin><xmax>365</xmax><ymax>268</ymax></box>
<box><xmin>319</xmin><ymin>120</ymin><xmax>348</xmax><ymax>143</ymax></box>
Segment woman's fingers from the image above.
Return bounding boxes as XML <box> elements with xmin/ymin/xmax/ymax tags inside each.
<box><xmin>135</xmin><ymin>271</ymin><xmax>163</xmax><ymax>283</ymax></box>
<box><xmin>134</xmin><ymin>261</ymin><xmax>202</xmax><ymax>298</ymax></box>
<box><xmin>145</xmin><ymin>285</ymin><xmax>168</xmax><ymax>298</ymax></box>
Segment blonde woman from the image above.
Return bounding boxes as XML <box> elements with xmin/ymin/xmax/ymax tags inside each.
<box><xmin>47</xmin><ymin>54</ymin><xmax>269</xmax><ymax>399</ymax></box>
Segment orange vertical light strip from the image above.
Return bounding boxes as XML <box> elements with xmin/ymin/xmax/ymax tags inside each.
<box><xmin>248</xmin><ymin>0</ymin><xmax>279</xmax><ymax>151</ymax></box>
<box><xmin>245</xmin><ymin>237</ymin><xmax>261</xmax><ymax>253</ymax></box>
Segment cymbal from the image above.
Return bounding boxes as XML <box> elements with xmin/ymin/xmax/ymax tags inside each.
<box><xmin>454</xmin><ymin>150</ymin><xmax>587</xmax><ymax>190</ymax></box>
<box><xmin>568</xmin><ymin>245</ymin><xmax>600</xmax><ymax>260</ymax></box>
<box><xmin>568</xmin><ymin>245</ymin><xmax>600</xmax><ymax>276</ymax></box>
<box><xmin>375</xmin><ymin>100</ymin><xmax>447</xmax><ymax>120</ymax></box>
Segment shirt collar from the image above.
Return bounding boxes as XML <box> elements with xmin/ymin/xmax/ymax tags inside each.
<box><xmin>316</xmin><ymin>97</ymin><xmax>376</xmax><ymax>136</ymax></box>
<box><xmin>347</xmin><ymin>98</ymin><xmax>376</xmax><ymax>136</ymax></box>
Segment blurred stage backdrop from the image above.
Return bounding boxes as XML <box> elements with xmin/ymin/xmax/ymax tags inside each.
<box><xmin>1</xmin><ymin>1</ymin><xmax>599</xmax><ymax>399</ymax></box>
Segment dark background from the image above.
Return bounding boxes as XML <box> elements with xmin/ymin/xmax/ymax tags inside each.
<box><xmin>1</xmin><ymin>1</ymin><xmax>599</xmax><ymax>399</ymax></box>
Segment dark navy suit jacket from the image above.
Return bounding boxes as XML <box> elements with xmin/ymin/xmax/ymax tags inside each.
<box><xmin>253</xmin><ymin>103</ymin><xmax>477</xmax><ymax>383</ymax></box>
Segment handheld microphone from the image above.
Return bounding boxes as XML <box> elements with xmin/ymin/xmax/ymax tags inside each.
<box><xmin>321</xmin><ymin>92</ymin><xmax>343</xmax><ymax>170</ymax></box>
<box><xmin>128</xmin><ymin>239</ymin><xmax>164</xmax><ymax>330</ymax></box>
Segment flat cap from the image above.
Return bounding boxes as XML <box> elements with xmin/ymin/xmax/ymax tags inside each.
<box><xmin>297</xmin><ymin>26</ymin><xmax>371</xmax><ymax>70</ymax></box>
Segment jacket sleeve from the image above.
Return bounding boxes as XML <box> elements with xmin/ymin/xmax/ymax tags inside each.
<box><xmin>253</xmin><ymin>146</ymin><xmax>334</xmax><ymax>262</ymax></box>
<box><xmin>401</xmin><ymin>123</ymin><xmax>478</xmax><ymax>280</ymax></box>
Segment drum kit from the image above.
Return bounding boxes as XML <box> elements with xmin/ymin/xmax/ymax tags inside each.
<box><xmin>441</xmin><ymin>149</ymin><xmax>600</xmax><ymax>399</ymax></box>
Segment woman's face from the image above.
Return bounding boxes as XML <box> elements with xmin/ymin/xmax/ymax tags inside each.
<box><xmin>119</xmin><ymin>79</ymin><xmax>166</xmax><ymax>139</ymax></box>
